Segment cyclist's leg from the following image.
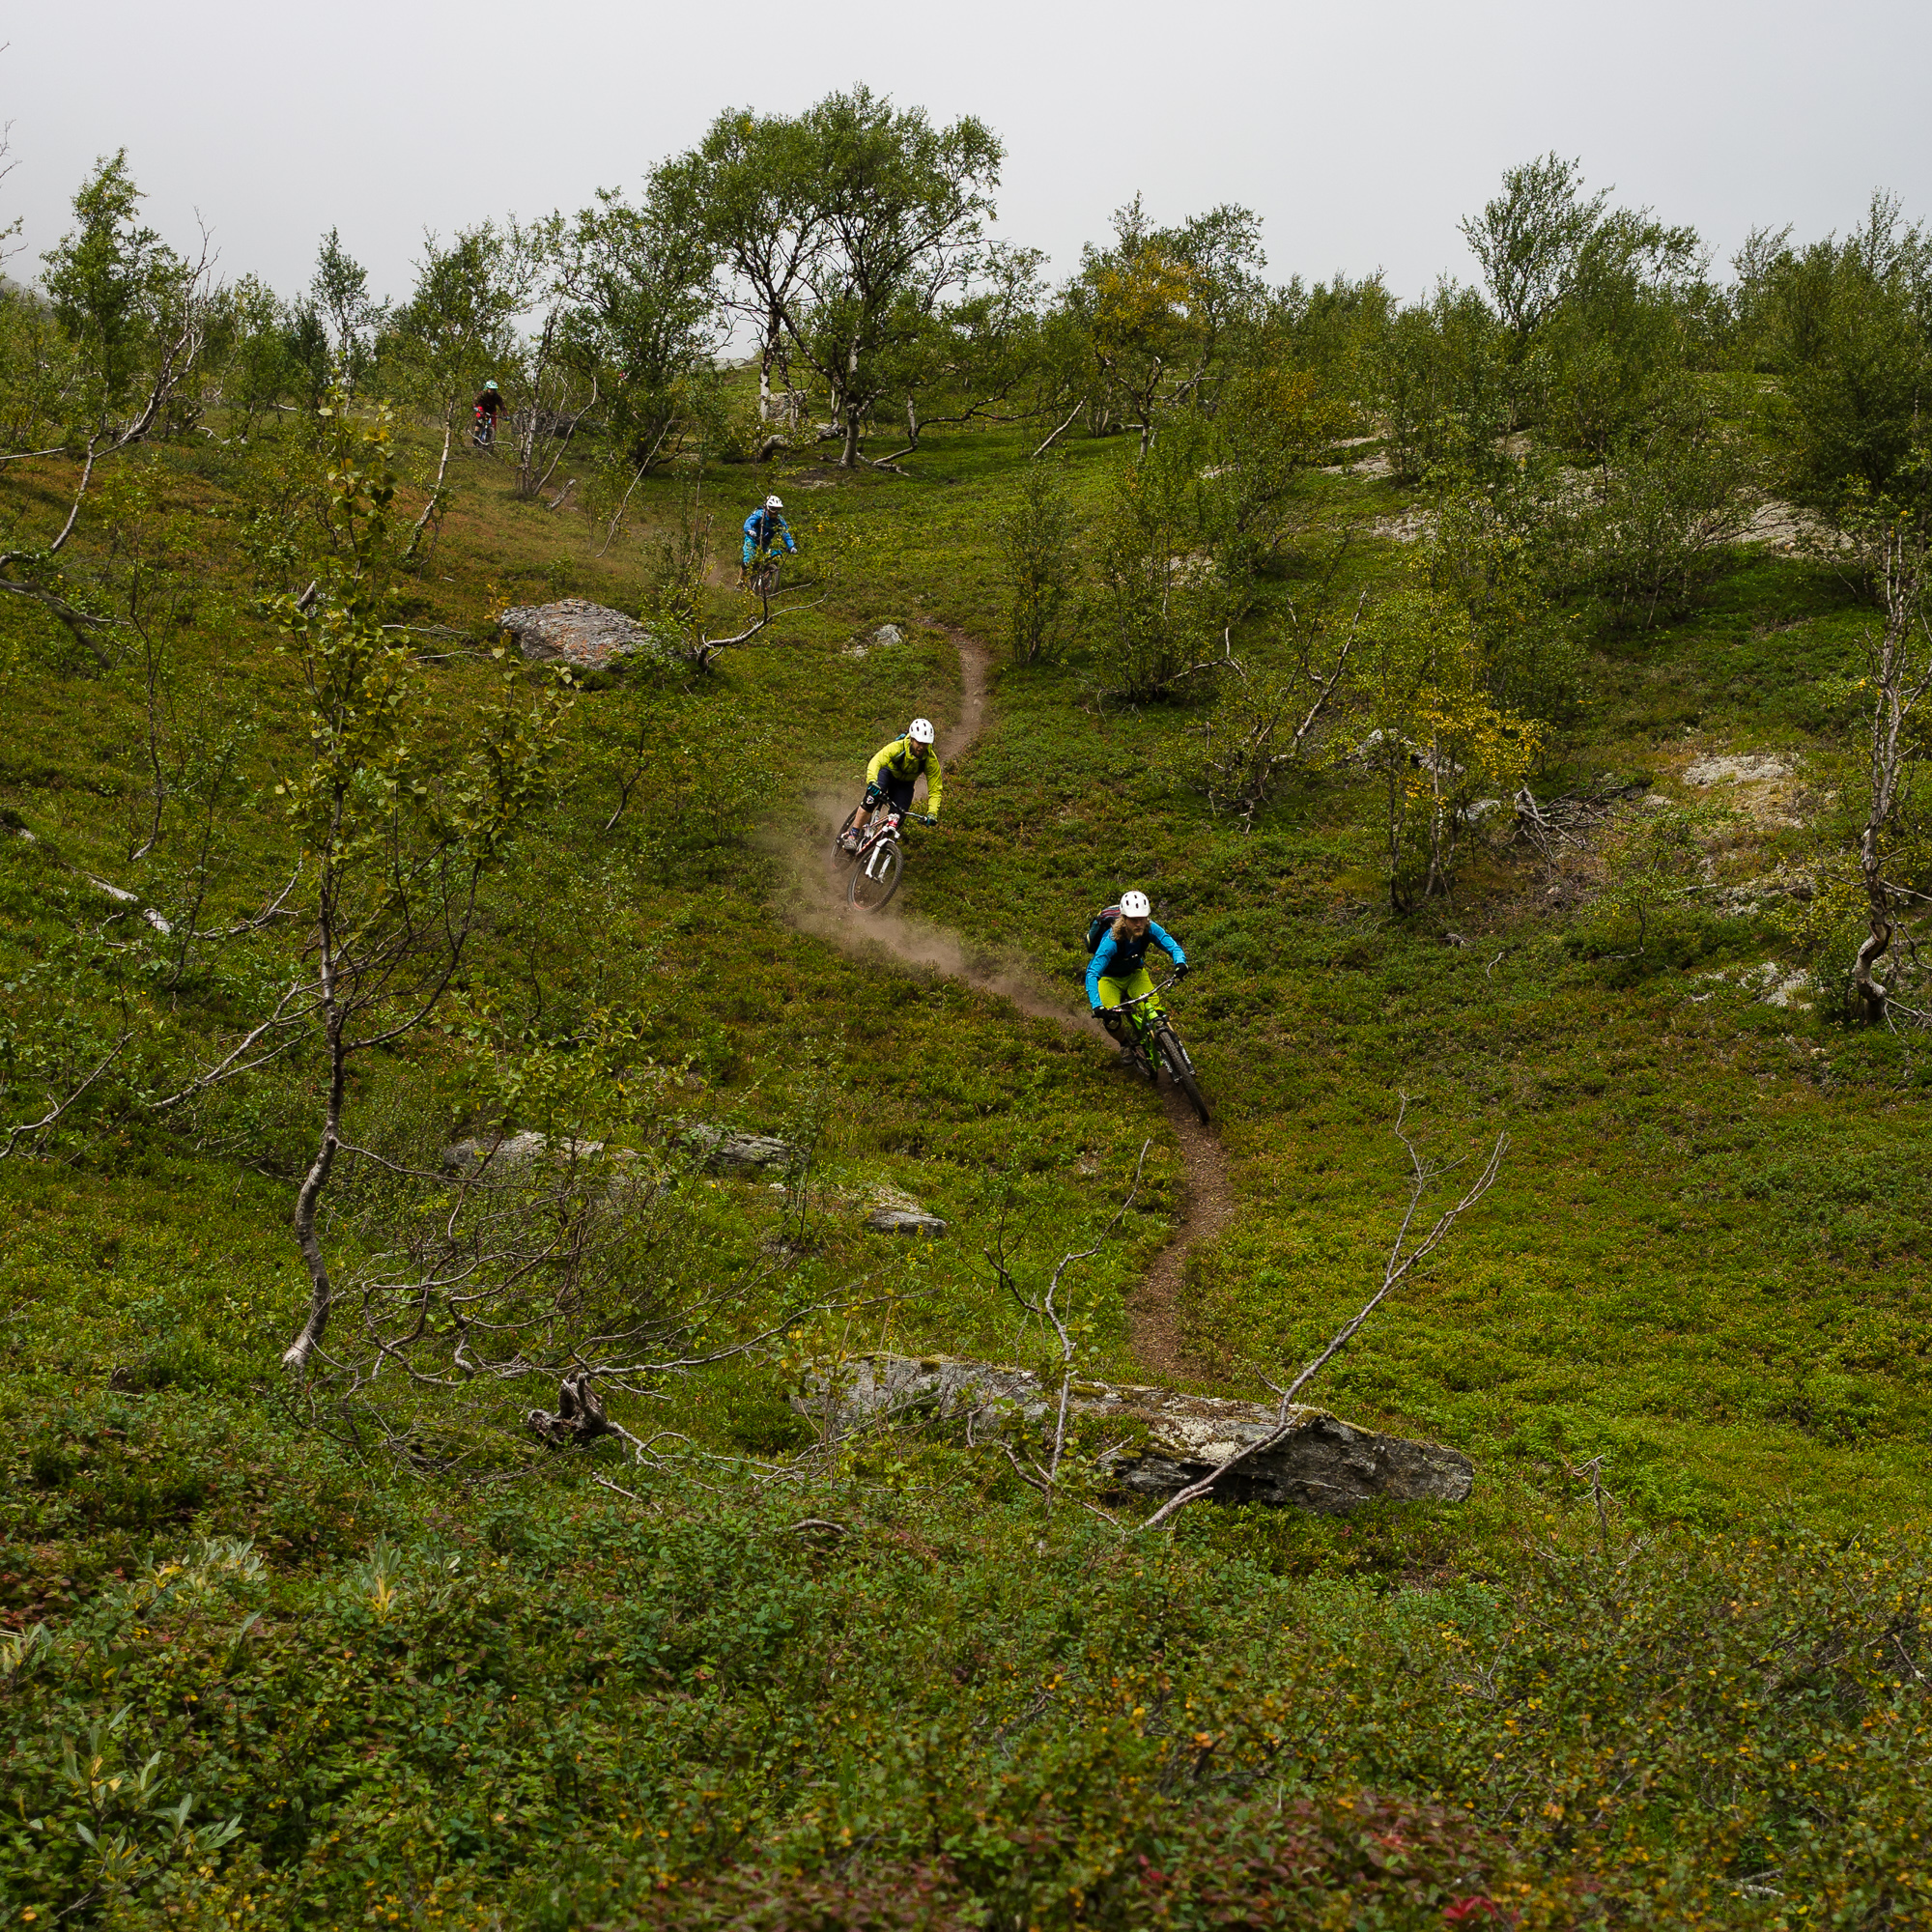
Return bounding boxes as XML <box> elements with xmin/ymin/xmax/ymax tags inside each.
<box><xmin>845</xmin><ymin>780</ymin><xmax>885</xmax><ymax>847</ymax></box>
<box><xmin>1097</xmin><ymin>970</ymin><xmax>1151</xmax><ymax>1060</ymax></box>
<box><xmin>1095</xmin><ymin>974</ymin><xmax>1127</xmax><ymax>1041</ymax></box>
<box><xmin>1119</xmin><ymin>968</ymin><xmax>1159</xmax><ymax>1046</ymax></box>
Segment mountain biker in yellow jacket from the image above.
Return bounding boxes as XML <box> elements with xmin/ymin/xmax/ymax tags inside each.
<box><xmin>839</xmin><ymin>719</ymin><xmax>941</xmax><ymax>850</ymax></box>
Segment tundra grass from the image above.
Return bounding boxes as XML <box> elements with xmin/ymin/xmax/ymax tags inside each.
<box><xmin>3</xmin><ymin>412</ymin><xmax>1930</xmax><ymax>1924</ymax></box>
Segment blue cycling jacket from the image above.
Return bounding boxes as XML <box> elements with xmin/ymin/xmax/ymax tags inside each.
<box><xmin>1086</xmin><ymin>921</ymin><xmax>1186</xmax><ymax>1008</ymax></box>
<box><xmin>741</xmin><ymin>508</ymin><xmax>797</xmax><ymax>559</ymax></box>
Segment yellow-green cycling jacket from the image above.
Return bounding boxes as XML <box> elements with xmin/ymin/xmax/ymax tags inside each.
<box><xmin>865</xmin><ymin>735</ymin><xmax>943</xmax><ymax>816</ymax></box>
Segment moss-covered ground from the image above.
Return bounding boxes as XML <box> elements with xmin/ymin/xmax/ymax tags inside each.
<box><xmin>3</xmin><ymin>412</ymin><xmax>1929</xmax><ymax>1926</ymax></box>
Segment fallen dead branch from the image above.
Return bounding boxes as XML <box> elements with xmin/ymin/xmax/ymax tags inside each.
<box><xmin>1135</xmin><ymin>1096</ymin><xmax>1505</xmax><ymax>1533</ymax></box>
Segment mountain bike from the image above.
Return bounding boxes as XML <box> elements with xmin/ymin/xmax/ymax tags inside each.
<box><xmin>471</xmin><ymin>405</ymin><xmax>497</xmax><ymax>449</ymax></box>
<box><xmin>1108</xmin><ymin>974</ymin><xmax>1209</xmax><ymax>1123</ymax></box>
<box><xmin>746</xmin><ymin>548</ymin><xmax>784</xmax><ymax>603</ymax></box>
<box><xmin>834</xmin><ymin>806</ymin><xmax>931</xmax><ymax>912</ymax></box>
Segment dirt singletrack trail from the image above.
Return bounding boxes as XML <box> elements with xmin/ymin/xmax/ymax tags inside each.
<box><xmin>802</xmin><ymin>623</ymin><xmax>1233</xmax><ymax>1383</ymax></box>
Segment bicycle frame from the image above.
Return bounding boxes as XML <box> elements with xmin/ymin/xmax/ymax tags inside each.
<box><xmin>854</xmin><ymin>809</ymin><xmax>903</xmax><ymax>863</ymax></box>
<box><xmin>1103</xmin><ymin>971</ymin><xmax>1207</xmax><ymax>1121</ymax></box>
<box><xmin>1108</xmin><ymin>971</ymin><xmax>1180</xmax><ymax>1035</ymax></box>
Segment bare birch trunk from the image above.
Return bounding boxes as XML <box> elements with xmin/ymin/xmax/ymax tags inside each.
<box><xmin>1852</xmin><ymin>530</ymin><xmax>1932</xmax><ymax>1024</ymax></box>
<box><xmin>281</xmin><ymin>1015</ymin><xmax>344</xmax><ymax>1373</ymax></box>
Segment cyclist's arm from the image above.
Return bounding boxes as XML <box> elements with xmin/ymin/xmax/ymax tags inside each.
<box><xmin>779</xmin><ymin>516</ymin><xmax>798</xmax><ymax>554</ymax></box>
<box><xmin>922</xmin><ymin>752</ymin><xmax>942</xmax><ymax>817</ymax></box>
<box><xmin>1085</xmin><ymin>935</ymin><xmax>1117</xmax><ymax>1009</ymax></box>
<box><xmin>864</xmin><ymin>739</ymin><xmax>901</xmax><ymax>787</ymax></box>
<box><xmin>1149</xmin><ymin>921</ymin><xmax>1186</xmax><ymax>969</ymax></box>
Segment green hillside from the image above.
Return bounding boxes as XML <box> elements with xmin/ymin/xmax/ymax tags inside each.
<box><xmin>5</xmin><ymin>117</ymin><xmax>1932</xmax><ymax>1928</ymax></box>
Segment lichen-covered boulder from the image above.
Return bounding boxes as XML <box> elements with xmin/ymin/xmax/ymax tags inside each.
<box><xmin>497</xmin><ymin>599</ymin><xmax>662</xmax><ymax>671</ymax></box>
<box><xmin>865</xmin><ymin>1208</ymin><xmax>948</xmax><ymax>1236</ymax></box>
<box><xmin>796</xmin><ymin>1353</ymin><xmax>1473</xmax><ymax>1515</ymax></box>
<box><xmin>683</xmin><ymin>1124</ymin><xmax>797</xmax><ymax>1174</ymax></box>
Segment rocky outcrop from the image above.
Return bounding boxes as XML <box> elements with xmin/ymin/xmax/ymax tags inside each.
<box><xmin>844</xmin><ymin>622</ymin><xmax>906</xmax><ymax>661</ymax></box>
<box><xmin>796</xmin><ymin>1353</ymin><xmax>1473</xmax><ymax>1514</ymax></box>
<box><xmin>682</xmin><ymin>1124</ymin><xmax>797</xmax><ymax>1174</ymax></box>
<box><xmin>444</xmin><ymin>1124</ymin><xmax>802</xmax><ymax>1179</ymax></box>
<box><xmin>497</xmin><ymin>599</ymin><xmax>663</xmax><ymax>671</ymax></box>
<box><xmin>865</xmin><ymin>1207</ymin><xmax>949</xmax><ymax>1236</ymax></box>
<box><xmin>443</xmin><ymin>1130</ymin><xmax>613</xmax><ymax>1174</ymax></box>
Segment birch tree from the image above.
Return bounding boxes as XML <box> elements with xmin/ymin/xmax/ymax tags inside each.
<box><xmin>789</xmin><ymin>88</ymin><xmax>1003</xmax><ymax>468</ymax></box>
<box><xmin>387</xmin><ymin>222</ymin><xmax>526</xmax><ymax>555</ymax></box>
<box><xmin>1849</xmin><ymin>515</ymin><xmax>1932</xmax><ymax>1024</ymax></box>
<box><xmin>266</xmin><ymin>397</ymin><xmax>571</xmax><ymax>1373</ymax></box>
<box><xmin>663</xmin><ymin>110</ymin><xmax>828</xmax><ymax>424</ymax></box>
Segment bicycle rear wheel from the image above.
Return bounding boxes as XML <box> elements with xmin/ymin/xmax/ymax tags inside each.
<box><xmin>1156</xmin><ymin>1024</ymin><xmax>1209</xmax><ymax>1122</ymax></box>
<box><xmin>847</xmin><ymin>839</ymin><xmax>903</xmax><ymax>911</ymax></box>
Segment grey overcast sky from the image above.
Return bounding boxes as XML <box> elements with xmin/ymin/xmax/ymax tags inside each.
<box><xmin>5</xmin><ymin>0</ymin><xmax>1928</xmax><ymax>308</ymax></box>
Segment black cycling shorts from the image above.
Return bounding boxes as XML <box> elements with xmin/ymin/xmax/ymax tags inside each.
<box><xmin>867</xmin><ymin>774</ymin><xmax>917</xmax><ymax>813</ymax></box>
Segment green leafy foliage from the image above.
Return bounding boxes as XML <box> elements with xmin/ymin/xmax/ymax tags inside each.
<box><xmin>8</xmin><ymin>131</ymin><xmax>1932</xmax><ymax>1930</ymax></box>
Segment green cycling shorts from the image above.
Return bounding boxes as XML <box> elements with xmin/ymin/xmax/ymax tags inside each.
<box><xmin>1096</xmin><ymin>968</ymin><xmax>1162</xmax><ymax>1029</ymax></box>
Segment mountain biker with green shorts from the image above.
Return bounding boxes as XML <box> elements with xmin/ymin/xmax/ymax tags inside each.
<box><xmin>1087</xmin><ymin>891</ymin><xmax>1189</xmax><ymax>1061</ymax></box>
<box><xmin>838</xmin><ymin>719</ymin><xmax>942</xmax><ymax>850</ymax></box>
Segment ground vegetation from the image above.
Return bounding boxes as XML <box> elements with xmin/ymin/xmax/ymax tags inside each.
<box><xmin>5</xmin><ymin>117</ymin><xmax>1932</xmax><ymax>1928</ymax></box>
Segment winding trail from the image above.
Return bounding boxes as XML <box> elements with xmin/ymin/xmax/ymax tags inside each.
<box><xmin>800</xmin><ymin>623</ymin><xmax>1233</xmax><ymax>1384</ymax></box>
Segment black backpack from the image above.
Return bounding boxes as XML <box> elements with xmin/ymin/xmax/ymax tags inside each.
<box><xmin>1084</xmin><ymin>905</ymin><xmax>1122</xmax><ymax>954</ymax></box>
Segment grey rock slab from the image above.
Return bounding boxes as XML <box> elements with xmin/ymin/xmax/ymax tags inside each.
<box><xmin>442</xmin><ymin>1130</ymin><xmax>615</xmax><ymax>1174</ymax></box>
<box><xmin>796</xmin><ymin>1352</ymin><xmax>1472</xmax><ymax>1514</ymax></box>
<box><xmin>497</xmin><ymin>598</ymin><xmax>659</xmax><ymax>671</ymax></box>
<box><xmin>682</xmin><ymin>1123</ymin><xmax>797</xmax><ymax>1173</ymax></box>
<box><xmin>865</xmin><ymin>1208</ymin><xmax>949</xmax><ymax>1236</ymax></box>
<box><xmin>1684</xmin><ymin>753</ymin><xmax>1796</xmax><ymax>786</ymax></box>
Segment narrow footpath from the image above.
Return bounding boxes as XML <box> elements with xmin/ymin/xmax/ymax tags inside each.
<box><xmin>802</xmin><ymin>623</ymin><xmax>1233</xmax><ymax>1383</ymax></box>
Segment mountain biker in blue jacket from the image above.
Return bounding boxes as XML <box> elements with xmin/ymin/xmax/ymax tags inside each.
<box><xmin>1087</xmin><ymin>891</ymin><xmax>1189</xmax><ymax>1061</ymax></box>
<box><xmin>740</xmin><ymin>495</ymin><xmax>797</xmax><ymax>581</ymax></box>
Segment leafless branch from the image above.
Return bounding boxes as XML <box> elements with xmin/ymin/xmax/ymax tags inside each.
<box><xmin>0</xmin><ymin>1036</ymin><xmax>130</xmax><ymax>1158</ymax></box>
<box><xmin>144</xmin><ymin>976</ymin><xmax>321</xmax><ymax>1111</ymax></box>
<box><xmin>0</xmin><ymin>577</ymin><xmax>119</xmax><ymax>668</ymax></box>
<box><xmin>1032</xmin><ymin>395</ymin><xmax>1089</xmax><ymax>460</ymax></box>
<box><xmin>983</xmin><ymin>1140</ymin><xmax>1151</xmax><ymax>1514</ymax></box>
<box><xmin>1136</xmin><ymin>1098</ymin><xmax>1506</xmax><ymax>1532</ymax></box>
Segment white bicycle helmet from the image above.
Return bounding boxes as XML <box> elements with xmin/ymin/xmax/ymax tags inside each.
<box><xmin>765</xmin><ymin>494</ymin><xmax>784</xmax><ymax>510</ymax></box>
<box><xmin>1120</xmin><ymin>890</ymin><xmax>1151</xmax><ymax>919</ymax></box>
<box><xmin>907</xmin><ymin>717</ymin><xmax>935</xmax><ymax>745</ymax></box>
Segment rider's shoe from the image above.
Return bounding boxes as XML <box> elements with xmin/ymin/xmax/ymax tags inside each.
<box><xmin>837</xmin><ymin>828</ymin><xmax>861</xmax><ymax>853</ymax></box>
<box><xmin>1115</xmin><ymin>1045</ymin><xmax>1138</xmax><ymax>1066</ymax></box>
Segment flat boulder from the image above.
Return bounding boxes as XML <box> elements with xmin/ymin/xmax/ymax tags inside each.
<box><xmin>797</xmin><ymin>1352</ymin><xmax>1472</xmax><ymax>1515</ymax></box>
<box><xmin>442</xmin><ymin>1130</ymin><xmax>617</xmax><ymax>1175</ymax></box>
<box><xmin>866</xmin><ymin>1208</ymin><xmax>948</xmax><ymax>1236</ymax></box>
<box><xmin>497</xmin><ymin>598</ymin><xmax>660</xmax><ymax>671</ymax></box>
<box><xmin>683</xmin><ymin>1123</ymin><xmax>796</xmax><ymax>1174</ymax></box>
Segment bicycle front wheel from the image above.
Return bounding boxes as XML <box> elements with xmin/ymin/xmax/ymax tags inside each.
<box><xmin>1157</xmin><ymin>1025</ymin><xmax>1209</xmax><ymax>1122</ymax></box>
<box><xmin>847</xmin><ymin>839</ymin><xmax>903</xmax><ymax>912</ymax></box>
